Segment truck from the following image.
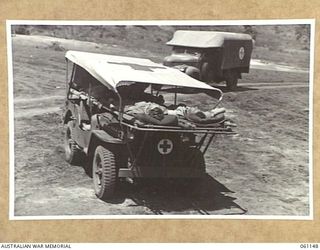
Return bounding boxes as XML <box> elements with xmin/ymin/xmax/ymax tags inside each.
<box><xmin>163</xmin><ymin>30</ymin><xmax>254</xmax><ymax>90</ymax></box>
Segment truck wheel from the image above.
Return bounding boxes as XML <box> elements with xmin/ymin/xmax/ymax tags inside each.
<box><xmin>201</xmin><ymin>62</ymin><xmax>209</xmax><ymax>82</ymax></box>
<box><xmin>92</xmin><ymin>146</ymin><xmax>118</xmax><ymax>200</ymax></box>
<box><xmin>64</xmin><ymin>125</ymin><xmax>83</xmax><ymax>165</ymax></box>
<box><xmin>225</xmin><ymin>70</ymin><xmax>238</xmax><ymax>90</ymax></box>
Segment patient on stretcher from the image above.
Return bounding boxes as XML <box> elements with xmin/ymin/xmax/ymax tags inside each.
<box><xmin>124</xmin><ymin>101</ymin><xmax>227</xmax><ymax>127</ymax></box>
<box><xmin>125</xmin><ymin>102</ymin><xmax>178</xmax><ymax>126</ymax></box>
<box><xmin>167</xmin><ymin>105</ymin><xmax>226</xmax><ymax>124</ymax></box>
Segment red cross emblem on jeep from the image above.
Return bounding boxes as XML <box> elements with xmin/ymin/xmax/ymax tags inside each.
<box><xmin>157</xmin><ymin>139</ymin><xmax>173</xmax><ymax>155</ymax></box>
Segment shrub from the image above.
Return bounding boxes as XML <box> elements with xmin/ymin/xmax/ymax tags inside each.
<box><xmin>13</xmin><ymin>25</ymin><xmax>30</xmax><ymax>35</ymax></box>
<box><xmin>49</xmin><ymin>41</ymin><xmax>65</xmax><ymax>51</ymax></box>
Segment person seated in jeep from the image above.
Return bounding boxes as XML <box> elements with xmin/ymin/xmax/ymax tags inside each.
<box><xmin>89</xmin><ymin>84</ymin><xmax>118</xmax><ymax>110</ymax></box>
<box><xmin>118</xmin><ymin>83</ymin><xmax>164</xmax><ymax>106</ymax></box>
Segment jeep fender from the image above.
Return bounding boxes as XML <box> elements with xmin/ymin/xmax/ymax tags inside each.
<box><xmin>91</xmin><ymin>130</ymin><xmax>124</xmax><ymax>144</ymax></box>
<box><xmin>185</xmin><ymin>66</ymin><xmax>200</xmax><ymax>80</ymax></box>
<box><xmin>85</xmin><ymin>129</ymin><xmax>126</xmax><ymax>156</ymax></box>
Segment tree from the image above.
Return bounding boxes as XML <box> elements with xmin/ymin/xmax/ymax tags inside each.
<box><xmin>243</xmin><ymin>25</ymin><xmax>257</xmax><ymax>40</ymax></box>
<box><xmin>295</xmin><ymin>24</ymin><xmax>310</xmax><ymax>49</ymax></box>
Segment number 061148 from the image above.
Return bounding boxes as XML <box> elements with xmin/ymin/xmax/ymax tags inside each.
<box><xmin>300</xmin><ymin>244</ymin><xmax>319</xmax><ymax>248</ymax></box>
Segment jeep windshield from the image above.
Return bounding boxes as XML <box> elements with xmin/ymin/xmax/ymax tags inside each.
<box><xmin>172</xmin><ymin>47</ymin><xmax>203</xmax><ymax>56</ymax></box>
<box><xmin>116</xmin><ymin>81</ymin><xmax>222</xmax><ymax>111</ymax></box>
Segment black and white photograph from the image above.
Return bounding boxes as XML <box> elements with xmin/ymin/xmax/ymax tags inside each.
<box><xmin>8</xmin><ymin>20</ymin><xmax>313</xmax><ymax>219</ymax></box>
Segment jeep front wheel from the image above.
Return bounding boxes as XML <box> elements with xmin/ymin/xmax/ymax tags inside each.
<box><xmin>64</xmin><ymin>125</ymin><xmax>83</xmax><ymax>165</ymax></box>
<box><xmin>92</xmin><ymin>146</ymin><xmax>118</xmax><ymax>200</ymax></box>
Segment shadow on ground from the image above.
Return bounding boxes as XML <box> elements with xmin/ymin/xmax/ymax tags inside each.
<box><xmin>211</xmin><ymin>85</ymin><xmax>256</xmax><ymax>93</ymax></box>
<box><xmin>108</xmin><ymin>174</ymin><xmax>247</xmax><ymax>215</ymax></box>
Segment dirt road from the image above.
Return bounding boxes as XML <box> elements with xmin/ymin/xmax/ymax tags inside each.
<box><xmin>14</xmin><ymin>81</ymin><xmax>308</xmax><ymax>119</ymax></box>
<box><xmin>11</xmin><ymin>35</ymin><xmax>310</xmax><ymax>217</ymax></box>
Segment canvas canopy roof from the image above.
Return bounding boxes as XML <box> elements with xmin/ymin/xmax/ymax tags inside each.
<box><xmin>167</xmin><ymin>30</ymin><xmax>253</xmax><ymax>48</ymax></box>
<box><xmin>65</xmin><ymin>51</ymin><xmax>222</xmax><ymax>96</ymax></box>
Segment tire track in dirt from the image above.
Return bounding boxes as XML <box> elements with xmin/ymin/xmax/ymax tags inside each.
<box><xmin>14</xmin><ymin>95</ymin><xmax>64</xmax><ymax>104</ymax></box>
<box><xmin>13</xmin><ymin>82</ymin><xmax>306</xmax><ymax>104</ymax></box>
<box><xmin>13</xmin><ymin>81</ymin><xmax>308</xmax><ymax>119</ymax></box>
<box><xmin>250</xmin><ymin>59</ymin><xmax>309</xmax><ymax>73</ymax></box>
<box><xmin>15</xmin><ymin>107</ymin><xmax>62</xmax><ymax>119</ymax></box>
<box><xmin>238</xmin><ymin>82</ymin><xmax>308</xmax><ymax>89</ymax></box>
<box><xmin>247</xmin><ymin>84</ymin><xmax>307</xmax><ymax>90</ymax></box>
<box><xmin>14</xmin><ymin>95</ymin><xmax>64</xmax><ymax>118</ymax></box>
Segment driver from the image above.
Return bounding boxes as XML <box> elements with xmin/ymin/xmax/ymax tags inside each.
<box><xmin>118</xmin><ymin>83</ymin><xmax>164</xmax><ymax>106</ymax></box>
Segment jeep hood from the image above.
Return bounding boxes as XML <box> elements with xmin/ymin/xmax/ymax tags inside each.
<box><xmin>163</xmin><ymin>53</ymin><xmax>200</xmax><ymax>64</ymax></box>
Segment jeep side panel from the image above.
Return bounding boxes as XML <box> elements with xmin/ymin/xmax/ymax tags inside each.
<box><xmin>65</xmin><ymin>100</ymin><xmax>91</xmax><ymax>150</ymax></box>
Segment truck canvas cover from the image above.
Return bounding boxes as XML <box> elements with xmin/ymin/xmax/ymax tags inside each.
<box><xmin>166</xmin><ymin>30</ymin><xmax>253</xmax><ymax>48</ymax></box>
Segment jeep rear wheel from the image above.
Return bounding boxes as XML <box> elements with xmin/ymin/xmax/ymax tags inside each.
<box><xmin>190</xmin><ymin>148</ymin><xmax>205</xmax><ymax>172</ymax></box>
<box><xmin>179</xmin><ymin>149</ymin><xmax>205</xmax><ymax>190</ymax></box>
<box><xmin>92</xmin><ymin>146</ymin><xmax>118</xmax><ymax>200</ymax></box>
<box><xmin>64</xmin><ymin>125</ymin><xmax>83</xmax><ymax>165</ymax></box>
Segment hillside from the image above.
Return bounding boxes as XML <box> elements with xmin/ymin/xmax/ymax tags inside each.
<box><xmin>12</xmin><ymin>24</ymin><xmax>310</xmax><ymax>68</ymax></box>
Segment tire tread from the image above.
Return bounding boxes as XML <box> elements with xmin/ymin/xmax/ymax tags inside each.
<box><xmin>94</xmin><ymin>146</ymin><xmax>117</xmax><ymax>200</ymax></box>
